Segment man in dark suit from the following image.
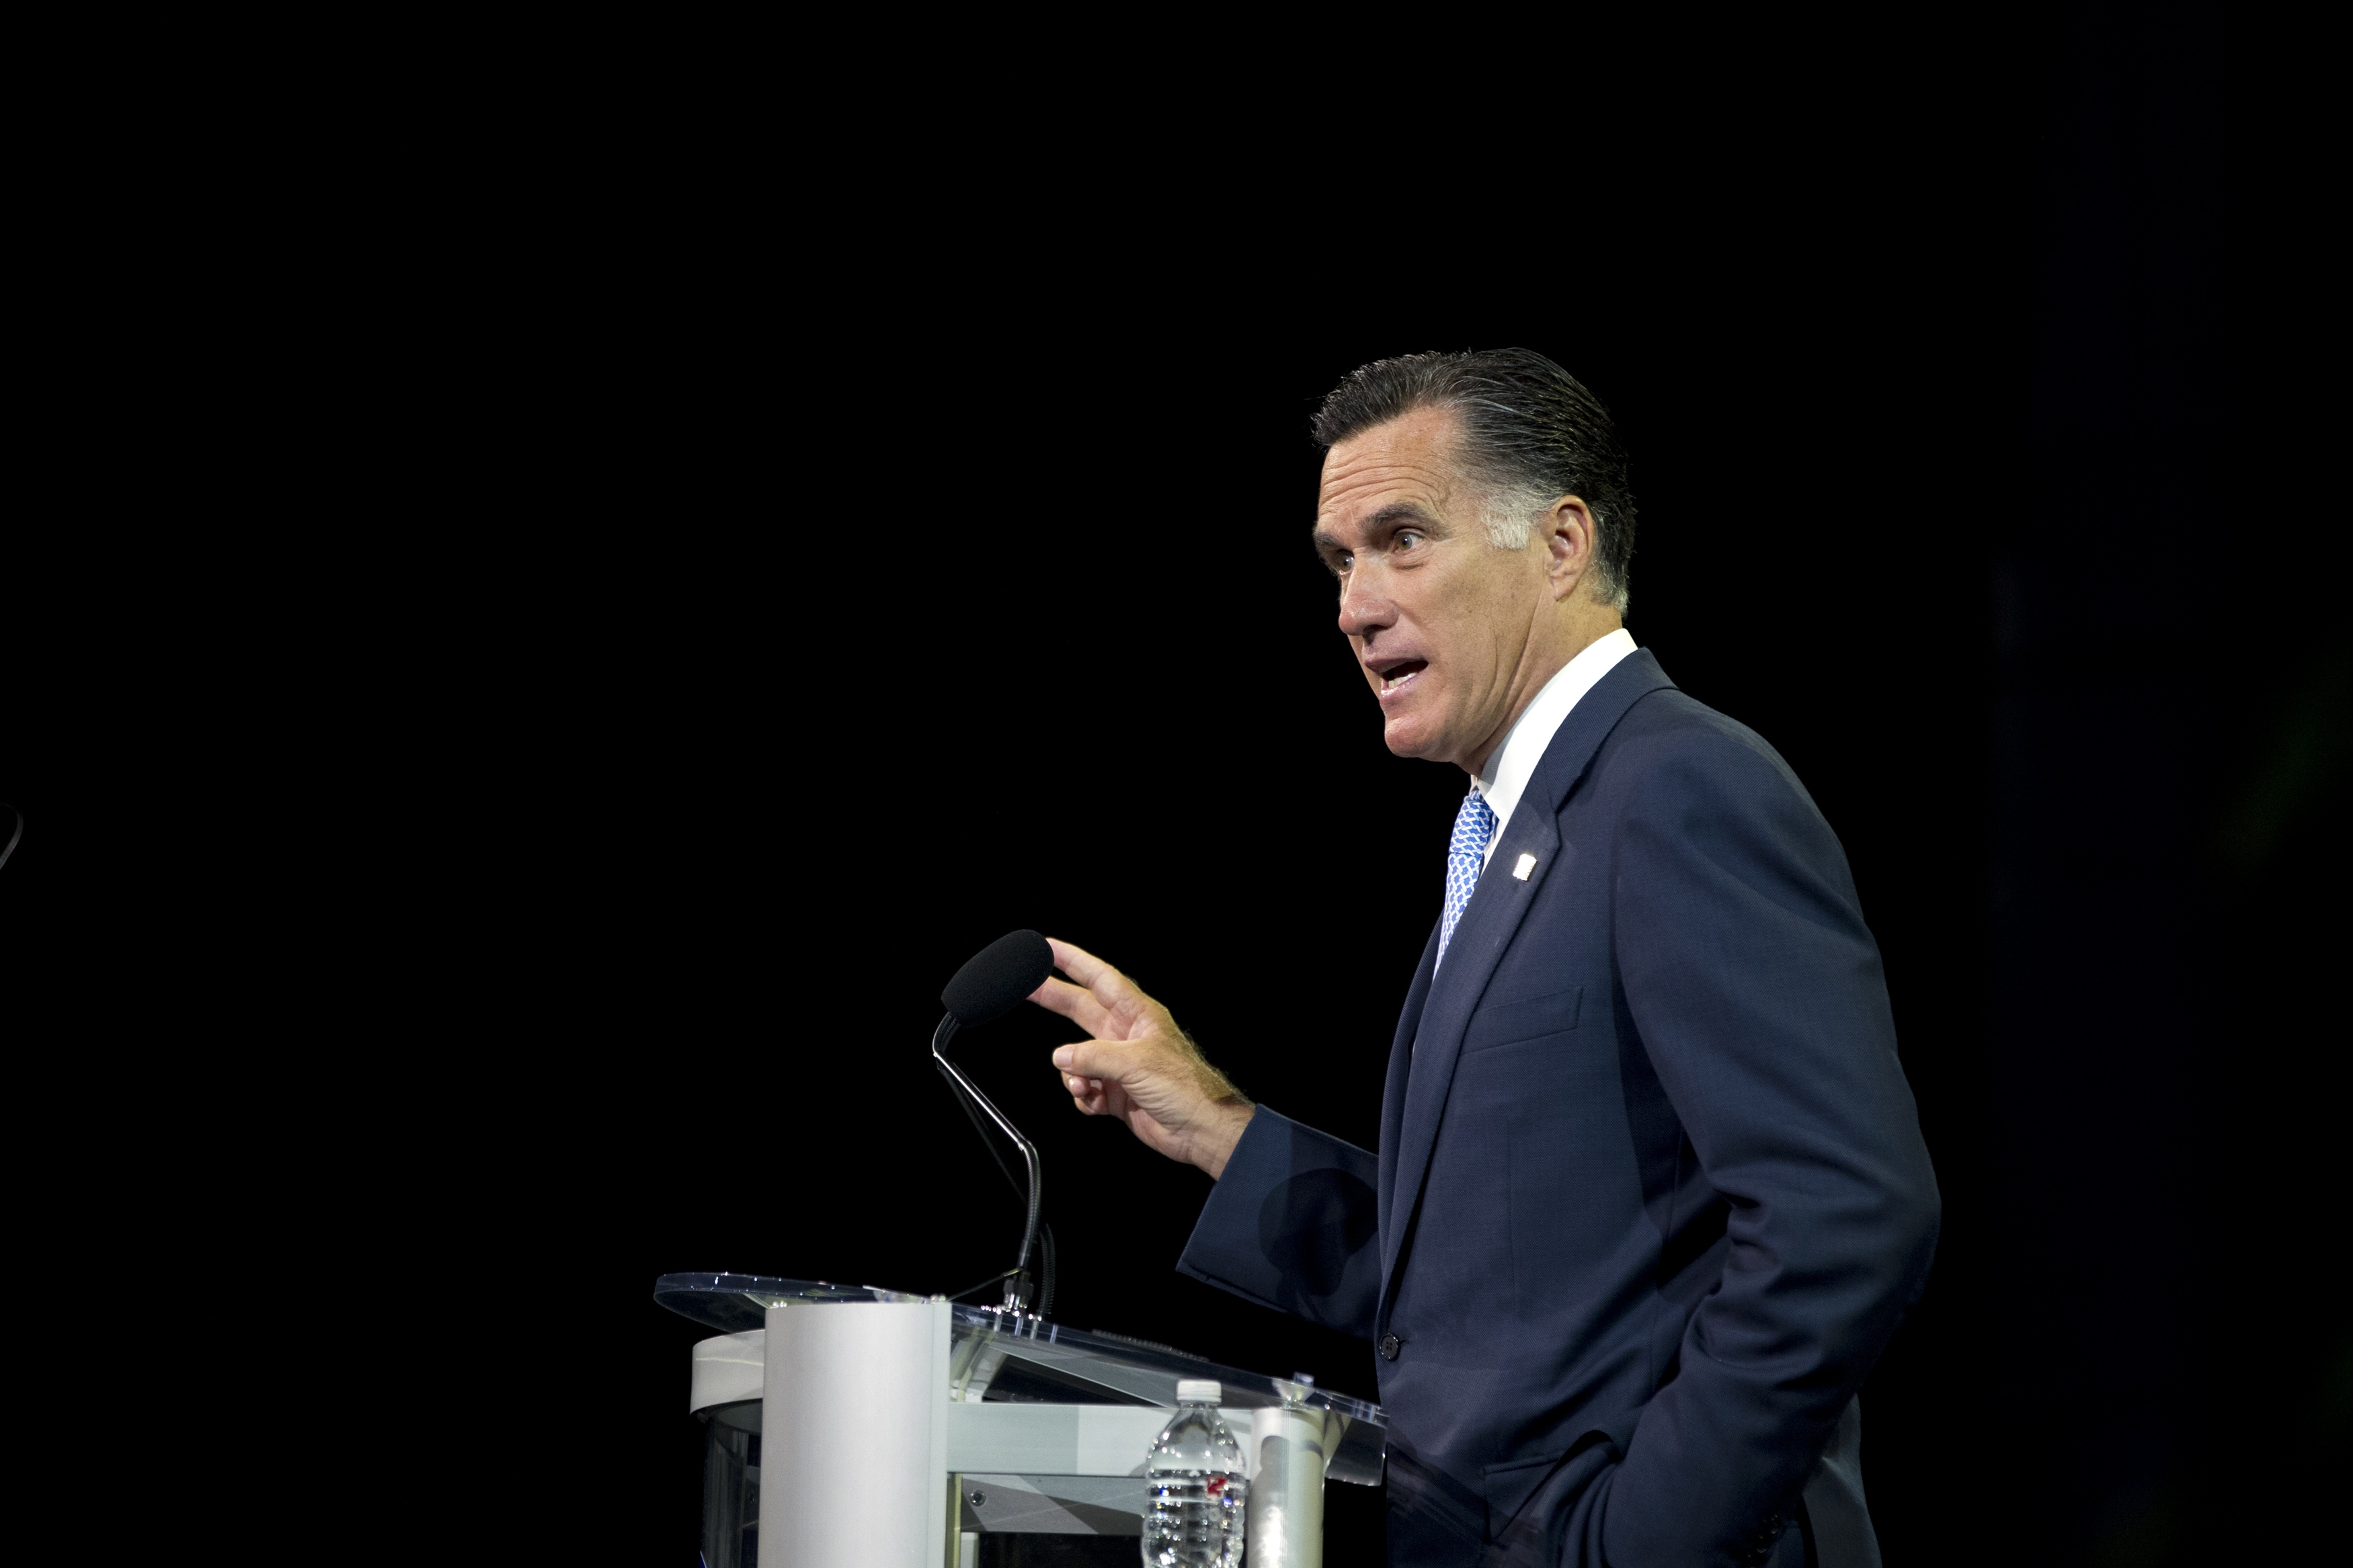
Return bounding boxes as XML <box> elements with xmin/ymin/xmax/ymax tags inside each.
<box><xmin>1030</xmin><ymin>349</ymin><xmax>1939</xmax><ymax>1566</ymax></box>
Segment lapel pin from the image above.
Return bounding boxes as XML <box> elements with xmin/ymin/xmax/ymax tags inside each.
<box><xmin>1513</xmin><ymin>852</ymin><xmax>1538</xmax><ymax>880</ymax></box>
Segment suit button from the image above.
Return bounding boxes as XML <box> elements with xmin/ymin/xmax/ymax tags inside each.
<box><xmin>1379</xmin><ymin>1334</ymin><xmax>1400</xmax><ymax>1360</ymax></box>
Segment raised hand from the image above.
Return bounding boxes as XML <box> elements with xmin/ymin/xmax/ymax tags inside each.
<box><xmin>1027</xmin><ymin>937</ymin><xmax>1255</xmax><ymax>1179</ymax></box>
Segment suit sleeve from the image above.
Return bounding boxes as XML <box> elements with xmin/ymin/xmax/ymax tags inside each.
<box><xmin>1596</xmin><ymin>727</ymin><xmax>1941</xmax><ymax>1564</ymax></box>
<box><xmin>1174</xmin><ymin>1106</ymin><xmax>1383</xmax><ymax>1340</ymax></box>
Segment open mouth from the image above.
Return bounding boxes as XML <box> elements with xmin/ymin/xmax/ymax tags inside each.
<box><xmin>1371</xmin><ymin>658</ymin><xmax>1428</xmax><ymax>697</ymax></box>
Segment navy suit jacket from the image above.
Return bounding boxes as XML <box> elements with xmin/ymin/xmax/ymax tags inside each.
<box><xmin>1177</xmin><ymin>650</ymin><xmax>1940</xmax><ymax>1566</ymax></box>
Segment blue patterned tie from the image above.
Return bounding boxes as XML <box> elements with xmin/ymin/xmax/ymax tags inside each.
<box><xmin>1437</xmin><ymin>787</ymin><xmax>1498</xmax><ymax>970</ymax></box>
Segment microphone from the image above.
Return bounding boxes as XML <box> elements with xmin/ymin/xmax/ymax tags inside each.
<box><xmin>943</xmin><ymin>929</ymin><xmax>1055</xmax><ymax>1026</ymax></box>
<box><xmin>934</xmin><ymin>930</ymin><xmax>1055</xmax><ymax>1314</ymax></box>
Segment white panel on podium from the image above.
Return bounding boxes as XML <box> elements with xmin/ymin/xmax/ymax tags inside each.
<box><xmin>690</xmin><ymin>1329</ymin><xmax>764</xmax><ymax>1412</ymax></box>
<box><xmin>943</xmin><ymin>1401</ymin><xmax>1251</xmax><ymax>1476</ymax></box>
<box><xmin>758</xmin><ymin>1299</ymin><xmax>950</xmax><ymax>1568</ymax></box>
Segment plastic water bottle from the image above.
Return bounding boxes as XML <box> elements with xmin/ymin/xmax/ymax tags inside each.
<box><xmin>1142</xmin><ymin>1378</ymin><xmax>1248</xmax><ymax>1567</ymax></box>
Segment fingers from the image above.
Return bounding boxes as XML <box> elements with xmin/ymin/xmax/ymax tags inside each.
<box><xmin>1029</xmin><ymin>975</ymin><xmax>1115</xmax><ymax>1036</ymax></box>
<box><xmin>1044</xmin><ymin>937</ymin><xmax>1115</xmax><ymax>987</ymax></box>
<box><xmin>1046</xmin><ymin>937</ymin><xmax>1146</xmax><ymax>1014</ymax></box>
<box><xmin>1051</xmin><ymin>1038</ymin><xmax>1137</xmax><ymax>1083</ymax></box>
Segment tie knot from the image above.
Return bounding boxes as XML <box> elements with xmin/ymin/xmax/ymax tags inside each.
<box><xmin>1437</xmin><ymin>789</ymin><xmax>1497</xmax><ymax>970</ymax></box>
<box><xmin>1451</xmin><ymin>789</ymin><xmax>1497</xmax><ymax>857</ymax></box>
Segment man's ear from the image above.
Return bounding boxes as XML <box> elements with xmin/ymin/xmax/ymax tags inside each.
<box><xmin>1543</xmin><ymin>496</ymin><xmax>1598</xmax><ymax>601</ymax></box>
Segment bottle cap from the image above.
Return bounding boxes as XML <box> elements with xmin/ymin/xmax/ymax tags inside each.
<box><xmin>1176</xmin><ymin>1378</ymin><xmax>1222</xmax><ymax>1403</ymax></box>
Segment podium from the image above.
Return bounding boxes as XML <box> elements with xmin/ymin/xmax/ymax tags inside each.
<box><xmin>658</xmin><ymin>1273</ymin><xmax>1387</xmax><ymax>1568</ymax></box>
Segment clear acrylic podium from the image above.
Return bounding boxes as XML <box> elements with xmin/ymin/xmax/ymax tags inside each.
<box><xmin>657</xmin><ymin>1273</ymin><xmax>1388</xmax><ymax>1568</ymax></box>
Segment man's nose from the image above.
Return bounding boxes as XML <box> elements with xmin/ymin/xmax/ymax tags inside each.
<box><xmin>1337</xmin><ymin>567</ymin><xmax>1393</xmax><ymax>638</ymax></box>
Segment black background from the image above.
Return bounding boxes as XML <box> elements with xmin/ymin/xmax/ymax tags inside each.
<box><xmin>6</xmin><ymin>6</ymin><xmax>2341</xmax><ymax>1564</ymax></box>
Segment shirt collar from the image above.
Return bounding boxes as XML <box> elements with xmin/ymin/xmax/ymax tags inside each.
<box><xmin>1472</xmin><ymin>627</ymin><xmax>1638</xmax><ymax>854</ymax></box>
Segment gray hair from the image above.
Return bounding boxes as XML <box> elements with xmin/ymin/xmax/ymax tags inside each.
<box><xmin>1312</xmin><ymin>348</ymin><xmax>1638</xmax><ymax>614</ymax></box>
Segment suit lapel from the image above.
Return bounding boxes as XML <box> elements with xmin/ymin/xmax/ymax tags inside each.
<box><xmin>1376</xmin><ymin>649</ymin><xmax>1679</xmax><ymax>1305</ymax></box>
<box><xmin>1377</xmin><ymin>807</ymin><xmax>1562</xmax><ymax>1292</ymax></box>
<box><xmin>1377</xmin><ymin>916</ymin><xmax>1444</xmax><ymax>1244</ymax></box>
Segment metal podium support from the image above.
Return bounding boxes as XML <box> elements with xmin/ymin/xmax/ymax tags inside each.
<box><xmin>1247</xmin><ymin>1403</ymin><xmax>1328</xmax><ymax>1567</ymax></box>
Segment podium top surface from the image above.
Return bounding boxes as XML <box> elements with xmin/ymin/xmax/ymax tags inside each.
<box><xmin>653</xmin><ymin>1271</ymin><xmax>1386</xmax><ymax>1429</ymax></box>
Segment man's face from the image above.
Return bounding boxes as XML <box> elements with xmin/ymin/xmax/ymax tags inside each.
<box><xmin>1313</xmin><ymin>407</ymin><xmax>1554</xmax><ymax>774</ymax></box>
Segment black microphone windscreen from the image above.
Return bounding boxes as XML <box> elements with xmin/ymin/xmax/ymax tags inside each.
<box><xmin>942</xmin><ymin>929</ymin><xmax>1055</xmax><ymax>1026</ymax></box>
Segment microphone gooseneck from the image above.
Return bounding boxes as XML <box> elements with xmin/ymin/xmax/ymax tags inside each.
<box><xmin>934</xmin><ymin>930</ymin><xmax>1058</xmax><ymax>1314</ymax></box>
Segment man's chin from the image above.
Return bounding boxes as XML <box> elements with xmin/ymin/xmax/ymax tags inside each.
<box><xmin>1381</xmin><ymin>716</ymin><xmax>1450</xmax><ymax>764</ymax></box>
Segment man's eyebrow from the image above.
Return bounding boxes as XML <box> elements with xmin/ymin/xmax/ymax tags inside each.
<box><xmin>1312</xmin><ymin>501</ymin><xmax>1446</xmax><ymax>554</ymax></box>
<box><xmin>1367</xmin><ymin>501</ymin><xmax>1445</xmax><ymax>532</ymax></box>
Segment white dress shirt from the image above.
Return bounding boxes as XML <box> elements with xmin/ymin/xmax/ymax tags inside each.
<box><xmin>1470</xmin><ymin>628</ymin><xmax>1638</xmax><ymax>868</ymax></box>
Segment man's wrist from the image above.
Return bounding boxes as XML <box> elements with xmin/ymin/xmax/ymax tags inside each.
<box><xmin>1199</xmin><ymin>1101</ymin><xmax>1256</xmax><ymax>1181</ymax></box>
